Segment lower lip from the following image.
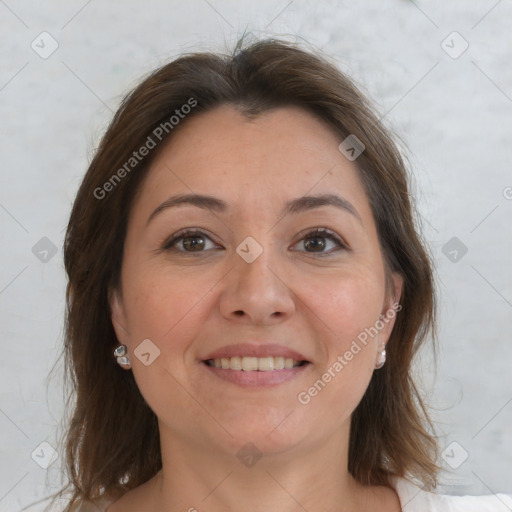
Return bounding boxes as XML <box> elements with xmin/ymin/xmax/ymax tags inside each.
<box><xmin>201</xmin><ymin>361</ymin><xmax>311</xmax><ymax>387</ymax></box>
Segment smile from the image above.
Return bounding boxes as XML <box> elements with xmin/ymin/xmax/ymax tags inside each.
<box><xmin>205</xmin><ymin>356</ymin><xmax>307</xmax><ymax>371</ymax></box>
<box><xmin>202</xmin><ymin>357</ymin><xmax>311</xmax><ymax>387</ymax></box>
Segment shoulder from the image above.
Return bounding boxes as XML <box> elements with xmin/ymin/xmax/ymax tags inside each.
<box><xmin>392</xmin><ymin>477</ymin><xmax>512</xmax><ymax>512</ymax></box>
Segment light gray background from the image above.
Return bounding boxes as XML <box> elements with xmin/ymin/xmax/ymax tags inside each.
<box><xmin>1</xmin><ymin>1</ymin><xmax>511</xmax><ymax>510</ymax></box>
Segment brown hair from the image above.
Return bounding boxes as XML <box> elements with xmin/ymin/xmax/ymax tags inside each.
<box><xmin>62</xmin><ymin>36</ymin><xmax>438</xmax><ymax>508</ymax></box>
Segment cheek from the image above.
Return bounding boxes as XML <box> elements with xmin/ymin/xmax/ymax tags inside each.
<box><xmin>120</xmin><ymin>267</ymin><xmax>216</xmax><ymax>424</ymax></box>
<box><xmin>122</xmin><ymin>263</ymin><xmax>219</xmax><ymax>345</ymax></box>
<box><xmin>294</xmin><ymin>302</ymin><xmax>379</xmax><ymax>430</ymax></box>
<box><xmin>299</xmin><ymin>268</ymin><xmax>385</xmax><ymax>346</ymax></box>
<box><xmin>293</xmin><ymin>271</ymin><xmax>383</xmax><ymax>408</ymax></box>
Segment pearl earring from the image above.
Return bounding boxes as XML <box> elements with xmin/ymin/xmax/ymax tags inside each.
<box><xmin>375</xmin><ymin>348</ymin><xmax>386</xmax><ymax>369</ymax></box>
<box><xmin>114</xmin><ymin>344</ymin><xmax>131</xmax><ymax>369</ymax></box>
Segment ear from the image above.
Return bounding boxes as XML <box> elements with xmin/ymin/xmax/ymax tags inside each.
<box><xmin>109</xmin><ymin>286</ymin><xmax>130</xmax><ymax>345</ymax></box>
<box><xmin>378</xmin><ymin>272</ymin><xmax>403</xmax><ymax>347</ymax></box>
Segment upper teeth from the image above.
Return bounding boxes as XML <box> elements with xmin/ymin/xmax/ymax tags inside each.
<box><xmin>207</xmin><ymin>356</ymin><xmax>302</xmax><ymax>371</ymax></box>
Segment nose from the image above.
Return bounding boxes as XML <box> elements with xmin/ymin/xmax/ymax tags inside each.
<box><xmin>219</xmin><ymin>242</ymin><xmax>296</xmax><ymax>325</ymax></box>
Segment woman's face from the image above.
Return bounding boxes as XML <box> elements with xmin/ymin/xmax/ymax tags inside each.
<box><xmin>110</xmin><ymin>105</ymin><xmax>401</xmax><ymax>460</ymax></box>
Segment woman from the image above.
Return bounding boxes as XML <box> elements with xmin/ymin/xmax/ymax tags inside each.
<box><xmin>61</xmin><ymin>37</ymin><xmax>511</xmax><ymax>511</ymax></box>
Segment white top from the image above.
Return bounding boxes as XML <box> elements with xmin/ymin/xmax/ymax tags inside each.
<box><xmin>70</xmin><ymin>477</ymin><xmax>512</xmax><ymax>511</ymax></box>
<box><xmin>393</xmin><ymin>477</ymin><xmax>512</xmax><ymax>511</ymax></box>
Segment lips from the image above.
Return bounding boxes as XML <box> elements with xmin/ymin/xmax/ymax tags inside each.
<box><xmin>202</xmin><ymin>343</ymin><xmax>309</xmax><ymax>362</ymax></box>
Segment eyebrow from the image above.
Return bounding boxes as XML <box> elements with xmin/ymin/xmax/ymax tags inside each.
<box><xmin>146</xmin><ymin>192</ymin><xmax>362</xmax><ymax>226</ymax></box>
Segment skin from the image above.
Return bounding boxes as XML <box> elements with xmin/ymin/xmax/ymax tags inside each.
<box><xmin>109</xmin><ymin>105</ymin><xmax>403</xmax><ymax>512</ymax></box>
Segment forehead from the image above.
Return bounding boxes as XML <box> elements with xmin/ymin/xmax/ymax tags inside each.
<box><xmin>131</xmin><ymin>105</ymin><xmax>372</xmax><ymax>223</ymax></box>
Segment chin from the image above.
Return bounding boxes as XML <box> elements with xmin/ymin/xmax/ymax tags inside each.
<box><xmin>215</xmin><ymin>412</ymin><xmax>308</xmax><ymax>456</ymax></box>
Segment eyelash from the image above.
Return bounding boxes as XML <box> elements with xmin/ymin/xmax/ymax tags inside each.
<box><xmin>161</xmin><ymin>228</ymin><xmax>348</xmax><ymax>256</ymax></box>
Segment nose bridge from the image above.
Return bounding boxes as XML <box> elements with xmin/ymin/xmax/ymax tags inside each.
<box><xmin>237</xmin><ymin>238</ymin><xmax>276</xmax><ymax>285</ymax></box>
<box><xmin>219</xmin><ymin>233</ymin><xmax>295</xmax><ymax>323</ymax></box>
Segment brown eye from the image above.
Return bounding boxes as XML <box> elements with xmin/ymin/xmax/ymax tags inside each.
<box><xmin>293</xmin><ymin>228</ymin><xmax>347</xmax><ymax>255</ymax></box>
<box><xmin>303</xmin><ymin>236</ymin><xmax>327</xmax><ymax>252</ymax></box>
<box><xmin>163</xmin><ymin>230</ymin><xmax>218</xmax><ymax>253</ymax></box>
<box><xmin>181</xmin><ymin>235</ymin><xmax>206</xmax><ymax>251</ymax></box>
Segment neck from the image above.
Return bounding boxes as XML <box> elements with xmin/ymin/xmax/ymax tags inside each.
<box><xmin>148</xmin><ymin>424</ymin><xmax>376</xmax><ymax>512</ymax></box>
